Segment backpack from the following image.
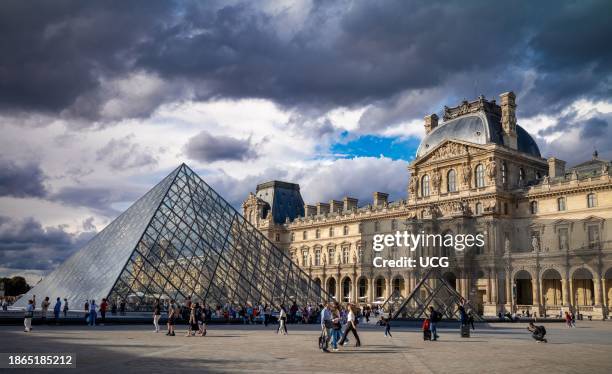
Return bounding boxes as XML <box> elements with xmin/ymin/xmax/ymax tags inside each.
<box><xmin>422</xmin><ymin>318</ymin><xmax>430</xmax><ymax>331</ymax></box>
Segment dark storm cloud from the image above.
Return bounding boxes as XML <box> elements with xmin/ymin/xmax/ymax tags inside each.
<box><xmin>0</xmin><ymin>158</ymin><xmax>47</xmax><ymax>198</ymax></box>
<box><xmin>580</xmin><ymin>117</ymin><xmax>608</xmax><ymax>138</ymax></box>
<box><xmin>0</xmin><ymin>216</ymin><xmax>95</xmax><ymax>271</ymax></box>
<box><xmin>0</xmin><ymin>0</ymin><xmax>610</xmax><ymax>125</ymax></box>
<box><xmin>184</xmin><ymin>130</ymin><xmax>258</xmax><ymax>162</ymax></box>
<box><xmin>0</xmin><ymin>0</ymin><xmax>174</xmax><ymax>117</ymax></box>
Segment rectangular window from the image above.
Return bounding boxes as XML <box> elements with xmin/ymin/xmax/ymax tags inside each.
<box><xmin>557</xmin><ymin>197</ymin><xmax>566</xmax><ymax>211</ymax></box>
<box><xmin>588</xmin><ymin>225</ymin><xmax>600</xmax><ymax>249</ymax></box>
<box><xmin>558</xmin><ymin>228</ymin><xmax>569</xmax><ymax>250</ymax></box>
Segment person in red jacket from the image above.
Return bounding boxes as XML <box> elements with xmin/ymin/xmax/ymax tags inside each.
<box><xmin>99</xmin><ymin>298</ymin><xmax>108</xmax><ymax>325</ymax></box>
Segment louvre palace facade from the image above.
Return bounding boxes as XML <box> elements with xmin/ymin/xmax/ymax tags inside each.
<box><xmin>243</xmin><ymin>92</ymin><xmax>612</xmax><ymax>319</ymax></box>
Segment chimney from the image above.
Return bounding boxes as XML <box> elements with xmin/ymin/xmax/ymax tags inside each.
<box><xmin>343</xmin><ymin>197</ymin><xmax>358</xmax><ymax>211</ymax></box>
<box><xmin>316</xmin><ymin>202</ymin><xmax>330</xmax><ymax>215</ymax></box>
<box><xmin>304</xmin><ymin>204</ymin><xmax>317</xmax><ymax>217</ymax></box>
<box><xmin>329</xmin><ymin>200</ymin><xmax>343</xmax><ymax>213</ymax></box>
<box><xmin>424</xmin><ymin>114</ymin><xmax>439</xmax><ymax>135</ymax></box>
<box><xmin>373</xmin><ymin>192</ymin><xmax>389</xmax><ymax>207</ymax></box>
<box><xmin>500</xmin><ymin>92</ymin><xmax>518</xmax><ymax>150</ymax></box>
<box><xmin>547</xmin><ymin>157</ymin><xmax>566</xmax><ymax>178</ymax></box>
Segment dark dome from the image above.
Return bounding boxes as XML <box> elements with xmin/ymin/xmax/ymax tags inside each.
<box><xmin>416</xmin><ymin>112</ymin><xmax>541</xmax><ymax>158</ymax></box>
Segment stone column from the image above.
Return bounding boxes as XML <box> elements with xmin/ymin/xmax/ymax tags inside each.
<box><xmin>506</xmin><ymin>269</ymin><xmax>512</xmax><ymax>309</ymax></box>
<box><xmin>486</xmin><ymin>269</ymin><xmax>492</xmax><ymax>303</ymax></box>
<box><xmin>336</xmin><ymin>276</ymin><xmax>342</xmax><ymax>302</ymax></box>
<box><xmin>492</xmin><ymin>271</ymin><xmax>498</xmax><ymax>304</ymax></box>
<box><xmin>532</xmin><ymin>274</ymin><xmax>541</xmax><ymax>309</ymax></box>
<box><xmin>602</xmin><ymin>278</ymin><xmax>608</xmax><ymax>309</ymax></box>
<box><xmin>594</xmin><ymin>278</ymin><xmax>602</xmax><ymax>306</ymax></box>
<box><xmin>569</xmin><ymin>278</ymin><xmax>574</xmax><ymax>308</ymax></box>
<box><xmin>561</xmin><ymin>278</ymin><xmax>569</xmax><ymax>306</ymax></box>
<box><xmin>352</xmin><ymin>277</ymin><xmax>358</xmax><ymax>303</ymax></box>
<box><xmin>385</xmin><ymin>276</ymin><xmax>392</xmax><ymax>300</ymax></box>
<box><xmin>368</xmin><ymin>277</ymin><xmax>374</xmax><ymax>304</ymax></box>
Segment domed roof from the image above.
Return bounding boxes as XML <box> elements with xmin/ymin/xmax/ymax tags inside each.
<box><xmin>416</xmin><ymin>112</ymin><xmax>541</xmax><ymax>158</ymax></box>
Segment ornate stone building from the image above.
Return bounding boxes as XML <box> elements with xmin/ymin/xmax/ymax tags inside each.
<box><xmin>243</xmin><ymin>92</ymin><xmax>612</xmax><ymax>319</ymax></box>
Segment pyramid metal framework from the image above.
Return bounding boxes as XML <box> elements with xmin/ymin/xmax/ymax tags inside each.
<box><xmin>14</xmin><ymin>164</ymin><xmax>326</xmax><ymax>311</ymax></box>
<box><xmin>388</xmin><ymin>269</ymin><xmax>483</xmax><ymax>321</ymax></box>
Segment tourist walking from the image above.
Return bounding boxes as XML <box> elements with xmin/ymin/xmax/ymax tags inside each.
<box><xmin>166</xmin><ymin>300</ymin><xmax>177</xmax><ymax>336</ymax></box>
<box><xmin>264</xmin><ymin>304</ymin><xmax>271</xmax><ymax>327</ymax></box>
<box><xmin>428</xmin><ymin>306</ymin><xmax>440</xmax><ymax>341</ymax></box>
<box><xmin>119</xmin><ymin>300</ymin><xmax>126</xmax><ymax>316</ymax></box>
<box><xmin>467</xmin><ymin>311</ymin><xmax>475</xmax><ymax>330</ymax></box>
<box><xmin>153</xmin><ymin>300</ymin><xmax>161</xmax><ymax>333</ymax></box>
<box><xmin>99</xmin><ymin>298</ymin><xmax>108</xmax><ymax>325</ymax></box>
<box><xmin>320</xmin><ymin>303</ymin><xmax>332</xmax><ymax>352</ymax></box>
<box><xmin>329</xmin><ymin>304</ymin><xmax>343</xmax><ymax>351</ymax></box>
<box><xmin>338</xmin><ymin>304</ymin><xmax>361</xmax><ymax>347</ymax></box>
<box><xmin>62</xmin><ymin>298</ymin><xmax>69</xmax><ymax>318</ymax></box>
<box><xmin>89</xmin><ymin>300</ymin><xmax>97</xmax><ymax>326</ymax></box>
<box><xmin>382</xmin><ymin>316</ymin><xmax>392</xmax><ymax>338</ymax></box>
<box><xmin>186</xmin><ymin>303</ymin><xmax>197</xmax><ymax>337</ymax></box>
<box><xmin>53</xmin><ymin>297</ymin><xmax>61</xmax><ymax>324</ymax></box>
<box><xmin>84</xmin><ymin>300</ymin><xmax>90</xmax><ymax>324</ymax></box>
<box><xmin>24</xmin><ymin>299</ymin><xmax>34</xmax><ymax>332</ymax></box>
<box><xmin>41</xmin><ymin>296</ymin><xmax>50</xmax><ymax>322</ymax></box>
<box><xmin>570</xmin><ymin>311</ymin><xmax>577</xmax><ymax>327</ymax></box>
<box><xmin>564</xmin><ymin>311</ymin><xmax>572</xmax><ymax>327</ymax></box>
<box><xmin>277</xmin><ymin>305</ymin><xmax>288</xmax><ymax>335</ymax></box>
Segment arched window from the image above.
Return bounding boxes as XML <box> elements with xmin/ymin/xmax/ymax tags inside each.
<box><xmin>343</xmin><ymin>225</ymin><xmax>349</xmax><ymax>235</ymax></box>
<box><xmin>374</xmin><ymin>221</ymin><xmax>380</xmax><ymax>232</ymax></box>
<box><xmin>302</xmin><ymin>250</ymin><xmax>309</xmax><ymax>266</ymax></box>
<box><xmin>475</xmin><ymin>164</ymin><xmax>485</xmax><ymax>188</ymax></box>
<box><xmin>302</xmin><ymin>231</ymin><xmax>308</xmax><ymax>240</ymax></box>
<box><xmin>315</xmin><ymin>229</ymin><xmax>321</xmax><ymax>239</ymax></box>
<box><xmin>391</xmin><ymin>219</ymin><xmax>397</xmax><ymax>230</ymax></box>
<box><xmin>501</xmin><ymin>162</ymin><xmax>507</xmax><ymax>184</ymax></box>
<box><xmin>536</xmin><ymin>171</ymin><xmax>542</xmax><ymax>179</ymax></box>
<box><xmin>587</xmin><ymin>193</ymin><xmax>597</xmax><ymax>208</ymax></box>
<box><xmin>447</xmin><ymin>169</ymin><xmax>457</xmax><ymax>192</ymax></box>
<box><xmin>290</xmin><ymin>233</ymin><xmax>295</xmax><ymax>242</ymax></box>
<box><xmin>475</xmin><ymin>202</ymin><xmax>483</xmax><ymax>215</ymax></box>
<box><xmin>421</xmin><ymin>174</ymin><xmax>430</xmax><ymax>197</ymax></box>
<box><xmin>314</xmin><ymin>249</ymin><xmax>321</xmax><ymax>266</ymax></box>
<box><xmin>329</xmin><ymin>227</ymin><xmax>334</xmax><ymax>237</ymax></box>
<box><xmin>358</xmin><ymin>223</ymin><xmax>363</xmax><ymax>233</ymax></box>
<box><xmin>275</xmin><ymin>233</ymin><xmax>280</xmax><ymax>242</ymax></box>
<box><xmin>328</xmin><ymin>247</ymin><xmax>335</xmax><ymax>265</ymax></box>
<box><xmin>342</xmin><ymin>247</ymin><xmax>350</xmax><ymax>264</ymax></box>
<box><xmin>530</xmin><ymin>201</ymin><xmax>538</xmax><ymax>214</ymax></box>
<box><xmin>519</xmin><ymin>167</ymin><xmax>526</xmax><ymax>182</ymax></box>
<box><xmin>557</xmin><ymin>197</ymin><xmax>566</xmax><ymax>211</ymax></box>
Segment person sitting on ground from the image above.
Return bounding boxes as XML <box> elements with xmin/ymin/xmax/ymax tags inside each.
<box><xmin>527</xmin><ymin>322</ymin><xmax>547</xmax><ymax>343</ymax></box>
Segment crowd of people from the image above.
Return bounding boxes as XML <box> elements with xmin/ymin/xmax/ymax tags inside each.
<box><xmin>14</xmin><ymin>294</ymin><xmax>555</xmax><ymax>345</ymax></box>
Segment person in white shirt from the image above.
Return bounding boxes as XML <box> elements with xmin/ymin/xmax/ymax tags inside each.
<box><xmin>24</xmin><ymin>299</ymin><xmax>34</xmax><ymax>332</ymax></box>
<box><xmin>277</xmin><ymin>305</ymin><xmax>288</xmax><ymax>335</ymax></box>
<box><xmin>338</xmin><ymin>303</ymin><xmax>361</xmax><ymax>347</ymax></box>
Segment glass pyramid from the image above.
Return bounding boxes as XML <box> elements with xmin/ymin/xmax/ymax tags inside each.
<box><xmin>14</xmin><ymin>164</ymin><xmax>325</xmax><ymax>312</ymax></box>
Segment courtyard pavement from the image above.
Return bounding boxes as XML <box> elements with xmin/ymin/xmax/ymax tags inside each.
<box><xmin>0</xmin><ymin>322</ymin><xmax>611</xmax><ymax>373</ymax></box>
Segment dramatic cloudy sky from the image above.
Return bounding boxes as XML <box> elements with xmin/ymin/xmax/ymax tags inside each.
<box><xmin>1</xmin><ymin>0</ymin><xmax>611</xmax><ymax>278</ymax></box>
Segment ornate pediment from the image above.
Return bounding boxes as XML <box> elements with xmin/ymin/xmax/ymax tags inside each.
<box><xmin>416</xmin><ymin>140</ymin><xmax>486</xmax><ymax>165</ymax></box>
